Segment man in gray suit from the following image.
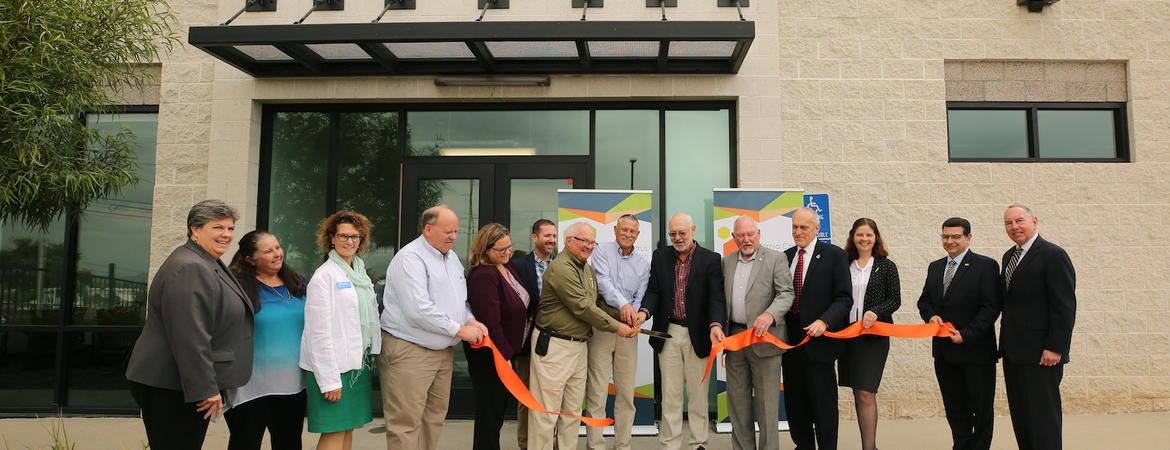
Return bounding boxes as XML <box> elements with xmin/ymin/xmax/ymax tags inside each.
<box><xmin>720</xmin><ymin>215</ymin><xmax>795</xmax><ymax>450</ymax></box>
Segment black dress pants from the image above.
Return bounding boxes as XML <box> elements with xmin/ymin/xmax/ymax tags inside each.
<box><xmin>1004</xmin><ymin>361</ymin><xmax>1064</xmax><ymax>450</ymax></box>
<box><xmin>464</xmin><ymin>342</ymin><xmax>514</xmax><ymax>450</ymax></box>
<box><xmin>224</xmin><ymin>391</ymin><xmax>307</xmax><ymax>450</ymax></box>
<box><xmin>130</xmin><ymin>381</ymin><xmax>210</xmax><ymax>450</ymax></box>
<box><xmin>781</xmin><ymin>346</ymin><xmax>839</xmax><ymax>450</ymax></box>
<box><xmin>934</xmin><ymin>359</ymin><xmax>996</xmax><ymax>450</ymax></box>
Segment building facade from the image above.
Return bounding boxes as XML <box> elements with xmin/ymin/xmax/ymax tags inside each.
<box><xmin>2</xmin><ymin>0</ymin><xmax>1168</xmax><ymax>418</ymax></box>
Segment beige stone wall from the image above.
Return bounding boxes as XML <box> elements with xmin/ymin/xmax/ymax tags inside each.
<box><xmin>152</xmin><ymin>0</ymin><xmax>1170</xmax><ymax>419</ymax></box>
<box><xmin>772</xmin><ymin>0</ymin><xmax>1170</xmax><ymax>417</ymax></box>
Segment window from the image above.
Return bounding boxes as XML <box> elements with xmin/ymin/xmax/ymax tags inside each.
<box><xmin>946</xmin><ymin>102</ymin><xmax>1128</xmax><ymax>162</ymax></box>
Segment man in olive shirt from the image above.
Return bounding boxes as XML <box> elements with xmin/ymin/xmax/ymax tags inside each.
<box><xmin>528</xmin><ymin>222</ymin><xmax>637</xmax><ymax>450</ymax></box>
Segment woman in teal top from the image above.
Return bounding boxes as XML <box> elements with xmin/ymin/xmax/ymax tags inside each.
<box><xmin>300</xmin><ymin>211</ymin><xmax>381</xmax><ymax>450</ymax></box>
<box><xmin>226</xmin><ymin>230</ymin><xmax>308</xmax><ymax>450</ymax></box>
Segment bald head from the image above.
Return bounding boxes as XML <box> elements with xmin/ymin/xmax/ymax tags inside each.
<box><xmin>422</xmin><ymin>205</ymin><xmax>459</xmax><ymax>254</ymax></box>
<box><xmin>668</xmin><ymin>212</ymin><xmax>696</xmax><ymax>253</ymax></box>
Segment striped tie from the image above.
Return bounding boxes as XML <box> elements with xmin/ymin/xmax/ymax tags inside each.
<box><xmin>943</xmin><ymin>259</ymin><xmax>956</xmax><ymax>295</ymax></box>
<box><xmin>791</xmin><ymin>248</ymin><xmax>805</xmax><ymax>314</ymax></box>
<box><xmin>1004</xmin><ymin>247</ymin><xmax>1022</xmax><ymax>289</ymax></box>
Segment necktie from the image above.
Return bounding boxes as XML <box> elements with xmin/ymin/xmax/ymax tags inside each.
<box><xmin>536</xmin><ymin>260</ymin><xmax>548</xmax><ymax>295</ymax></box>
<box><xmin>943</xmin><ymin>259</ymin><xmax>956</xmax><ymax>295</ymax></box>
<box><xmin>792</xmin><ymin>248</ymin><xmax>805</xmax><ymax>314</ymax></box>
<box><xmin>1004</xmin><ymin>247</ymin><xmax>1022</xmax><ymax>289</ymax></box>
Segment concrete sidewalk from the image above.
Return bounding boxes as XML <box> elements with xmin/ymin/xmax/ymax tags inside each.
<box><xmin>2</xmin><ymin>412</ymin><xmax>1167</xmax><ymax>449</ymax></box>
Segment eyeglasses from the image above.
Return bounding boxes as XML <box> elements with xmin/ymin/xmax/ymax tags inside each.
<box><xmin>491</xmin><ymin>244</ymin><xmax>514</xmax><ymax>254</ymax></box>
<box><xmin>334</xmin><ymin>233</ymin><xmax>363</xmax><ymax>242</ymax></box>
<box><xmin>569</xmin><ymin>236</ymin><xmax>596</xmax><ymax>247</ymax></box>
<box><xmin>940</xmin><ymin>233</ymin><xmax>967</xmax><ymax>241</ymax></box>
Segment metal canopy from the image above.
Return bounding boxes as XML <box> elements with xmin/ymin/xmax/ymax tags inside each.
<box><xmin>188</xmin><ymin>21</ymin><xmax>755</xmax><ymax>78</ymax></box>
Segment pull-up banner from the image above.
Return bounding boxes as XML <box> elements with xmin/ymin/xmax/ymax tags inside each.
<box><xmin>557</xmin><ymin>189</ymin><xmax>658</xmax><ymax>435</ymax></box>
<box><xmin>711</xmin><ymin>188</ymin><xmax>805</xmax><ymax>432</ymax></box>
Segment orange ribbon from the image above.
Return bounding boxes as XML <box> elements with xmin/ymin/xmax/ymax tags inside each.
<box><xmin>471</xmin><ymin>335</ymin><xmax>614</xmax><ymax>428</ymax></box>
<box><xmin>702</xmin><ymin>321</ymin><xmax>957</xmax><ymax>381</ymax></box>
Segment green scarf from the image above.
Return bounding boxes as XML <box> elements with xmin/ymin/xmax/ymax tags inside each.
<box><xmin>329</xmin><ymin>250</ymin><xmax>377</xmax><ymax>353</ymax></box>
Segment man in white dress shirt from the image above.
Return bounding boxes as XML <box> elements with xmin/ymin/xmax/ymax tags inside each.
<box><xmin>378</xmin><ymin>205</ymin><xmax>488</xmax><ymax>450</ymax></box>
<box><xmin>585</xmin><ymin>214</ymin><xmax>651</xmax><ymax>450</ymax></box>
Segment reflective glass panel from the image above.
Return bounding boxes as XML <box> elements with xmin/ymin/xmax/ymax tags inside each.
<box><xmin>338</xmin><ymin>112</ymin><xmax>401</xmax><ymax>296</ymax></box>
<box><xmin>64</xmin><ymin>331</ymin><xmax>139</xmax><ymax>408</ymax></box>
<box><xmin>384</xmin><ymin>42</ymin><xmax>475</xmax><ymax>60</ymax></box>
<box><xmin>408</xmin><ymin>111</ymin><xmax>588</xmax><ymax>156</ymax></box>
<box><xmin>665</xmin><ymin>110</ymin><xmax>731</xmax><ymax>249</ymax></box>
<box><xmin>1037</xmin><ymin>110</ymin><xmax>1117</xmax><ymax>159</ymax></box>
<box><xmin>596</xmin><ymin>110</ymin><xmax>660</xmax><ymax>243</ymax></box>
<box><xmin>510</xmin><ymin>178</ymin><xmax>571</xmax><ymax>256</ymax></box>
<box><xmin>0</xmin><ymin>220</ymin><xmax>68</xmax><ymax>325</ymax></box>
<box><xmin>416</xmin><ymin>178</ymin><xmax>479</xmax><ymax>269</ymax></box>
<box><xmin>947</xmin><ymin>109</ymin><xmax>1029</xmax><ymax>159</ymax></box>
<box><xmin>668</xmin><ymin>41</ymin><xmax>737</xmax><ymax>58</ymax></box>
<box><xmin>306</xmin><ymin>43</ymin><xmax>371</xmax><ymax>61</ymax></box>
<box><xmin>588</xmin><ymin>41</ymin><xmax>659</xmax><ymax>58</ymax></box>
<box><xmin>74</xmin><ymin>113</ymin><xmax>156</xmax><ymax>325</ymax></box>
<box><xmin>236</xmin><ymin>45</ymin><xmax>293</xmax><ymax>62</ymax></box>
<box><xmin>0</xmin><ymin>330</ymin><xmax>57</xmax><ymax>406</ymax></box>
<box><xmin>486</xmin><ymin>41</ymin><xmax>577</xmax><ymax>58</ymax></box>
<box><xmin>268</xmin><ymin>112</ymin><xmax>330</xmax><ymax>275</ymax></box>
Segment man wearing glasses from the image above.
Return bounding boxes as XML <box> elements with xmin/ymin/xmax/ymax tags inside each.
<box><xmin>640</xmin><ymin>212</ymin><xmax>727</xmax><ymax>450</ymax></box>
<box><xmin>528</xmin><ymin>222</ymin><xmax>637</xmax><ymax>450</ymax></box>
<box><xmin>585</xmin><ymin>214</ymin><xmax>651</xmax><ymax>450</ymax></box>
<box><xmin>379</xmin><ymin>205</ymin><xmax>489</xmax><ymax>450</ymax></box>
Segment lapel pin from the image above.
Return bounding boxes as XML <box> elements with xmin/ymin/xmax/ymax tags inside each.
<box><xmin>963</xmin><ymin>263</ymin><xmax>970</xmax><ymax>267</ymax></box>
<box><xmin>815</xmin><ymin>254</ymin><xmax>821</xmax><ymax>259</ymax></box>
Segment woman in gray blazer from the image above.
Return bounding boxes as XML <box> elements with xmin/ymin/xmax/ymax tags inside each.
<box><xmin>125</xmin><ymin>200</ymin><xmax>255</xmax><ymax>450</ymax></box>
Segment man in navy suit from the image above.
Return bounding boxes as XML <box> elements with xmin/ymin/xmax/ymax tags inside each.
<box><xmin>999</xmin><ymin>205</ymin><xmax>1076</xmax><ymax>450</ymax></box>
<box><xmin>917</xmin><ymin>217</ymin><xmax>1002</xmax><ymax>450</ymax></box>
<box><xmin>510</xmin><ymin>218</ymin><xmax>557</xmax><ymax>450</ymax></box>
<box><xmin>782</xmin><ymin>207</ymin><xmax>851</xmax><ymax>450</ymax></box>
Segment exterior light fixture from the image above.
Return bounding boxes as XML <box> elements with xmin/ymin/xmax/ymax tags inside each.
<box><xmin>433</xmin><ymin>76</ymin><xmax>551</xmax><ymax>87</ymax></box>
<box><xmin>1017</xmin><ymin>0</ymin><xmax>1060</xmax><ymax>13</ymax></box>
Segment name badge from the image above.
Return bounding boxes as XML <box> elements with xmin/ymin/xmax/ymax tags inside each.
<box><xmin>336</xmin><ymin>281</ymin><xmax>352</xmax><ymax>289</ymax></box>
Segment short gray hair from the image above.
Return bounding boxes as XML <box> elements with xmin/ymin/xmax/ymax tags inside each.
<box><xmin>187</xmin><ymin>200</ymin><xmax>239</xmax><ymax>237</ymax></box>
<box><xmin>564</xmin><ymin>222</ymin><xmax>591</xmax><ymax>238</ymax></box>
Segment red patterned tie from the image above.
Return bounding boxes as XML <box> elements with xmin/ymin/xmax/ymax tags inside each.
<box><xmin>792</xmin><ymin>248</ymin><xmax>805</xmax><ymax>314</ymax></box>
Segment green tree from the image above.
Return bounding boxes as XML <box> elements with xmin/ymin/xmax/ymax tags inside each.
<box><xmin>0</xmin><ymin>0</ymin><xmax>177</xmax><ymax>229</ymax></box>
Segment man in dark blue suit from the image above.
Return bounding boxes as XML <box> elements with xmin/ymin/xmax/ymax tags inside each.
<box><xmin>917</xmin><ymin>217</ymin><xmax>1002</xmax><ymax>450</ymax></box>
<box><xmin>509</xmin><ymin>218</ymin><xmax>557</xmax><ymax>450</ymax></box>
<box><xmin>782</xmin><ymin>207</ymin><xmax>851</xmax><ymax>450</ymax></box>
<box><xmin>999</xmin><ymin>205</ymin><xmax>1076</xmax><ymax>450</ymax></box>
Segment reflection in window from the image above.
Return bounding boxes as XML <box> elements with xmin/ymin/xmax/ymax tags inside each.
<box><xmin>1037</xmin><ymin>110</ymin><xmax>1117</xmax><ymax>159</ymax></box>
<box><xmin>338</xmin><ymin>112</ymin><xmax>401</xmax><ymax>293</ymax></box>
<box><xmin>0</xmin><ymin>330</ymin><xmax>56</xmax><ymax>406</ymax></box>
<box><xmin>665</xmin><ymin>110</ymin><xmax>731</xmax><ymax>249</ymax></box>
<box><xmin>947</xmin><ymin>110</ymin><xmax>1028</xmax><ymax>159</ymax></box>
<box><xmin>596</xmin><ymin>110</ymin><xmax>660</xmax><ymax>244</ymax></box>
<box><xmin>0</xmin><ymin>221</ymin><xmax>68</xmax><ymax>325</ymax></box>
<box><xmin>74</xmin><ymin>114</ymin><xmax>158</xmax><ymax>325</ymax></box>
<box><xmin>946</xmin><ymin>102</ymin><xmax>1128</xmax><ymax>161</ymax></box>
<box><xmin>268</xmin><ymin>112</ymin><xmax>330</xmax><ymax>276</ymax></box>
<box><xmin>416</xmin><ymin>178</ymin><xmax>478</xmax><ymax>269</ymax></box>
<box><xmin>408</xmin><ymin>111</ymin><xmax>589</xmax><ymax>156</ymax></box>
<box><xmin>65</xmin><ymin>331</ymin><xmax>139</xmax><ymax>408</ymax></box>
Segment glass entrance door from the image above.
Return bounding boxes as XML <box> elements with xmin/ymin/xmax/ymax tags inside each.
<box><xmin>399</xmin><ymin>159</ymin><xmax>589</xmax><ymax>418</ymax></box>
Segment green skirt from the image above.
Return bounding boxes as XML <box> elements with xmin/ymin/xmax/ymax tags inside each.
<box><xmin>305</xmin><ymin>366</ymin><xmax>373</xmax><ymax>433</ymax></box>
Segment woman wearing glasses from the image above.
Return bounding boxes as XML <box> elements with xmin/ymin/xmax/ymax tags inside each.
<box><xmin>300</xmin><ymin>211</ymin><xmax>381</xmax><ymax>450</ymax></box>
<box><xmin>465</xmin><ymin>223</ymin><xmax>534</xmax><ymax>450</ymax></box>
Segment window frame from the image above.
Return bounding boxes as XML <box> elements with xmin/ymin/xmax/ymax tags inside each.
<box><xmin>946</xmin><ymin>101</ymin><xmax>1130</xmax><ymax>163</ymax></box>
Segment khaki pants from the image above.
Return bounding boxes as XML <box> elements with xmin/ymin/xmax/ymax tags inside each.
<box><xmin>377</xmin><ymin>331</ymin><xmax>452</xmax><ymax>450</ymax></box>
<box><xmin>658</xmin><ymin>323</ymin><xmax>710</xmax><ymax>450</ymax></box>
<box><xmin>527</xmin><ymin>329</ymin><xmax>588</xmax><ymax>450</ymax></box>
<box><xmin>585</xmin><ymin>327</ymin><xmax>639</xmax><ymax>450</ymax></box>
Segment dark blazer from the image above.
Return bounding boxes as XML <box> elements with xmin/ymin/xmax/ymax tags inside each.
<box><xmin>511</xmin><ymin>252</ymin><xmax>541</xmax><ymax>311</ymax></box>
<box><xmin>999</xmin><ymin>236</ymin><xmax>1076</xmax><ymax>365</ymax></box>
<box><xmin>126</xmin><ymin>241</ymin><xmax>255</xmax><ymax>402</ymax></box>
<box><xmin>917</xmin><ymin>251</ymin><xmax>1002</xmax><ymax>364</ymax></box>
<box><xmin>641</xmin><ymin>242</ymin><xmax>726</xmax><ymax>358</ymax></box>
<box><xmin>784</xmin><ymin>241</ymin><xmax>852</xmax><ymax>363</ymax></box>
<box><xmin>467</xmin><ymin>263</ymin><xmax>534</xmax><ymax>359</ymax></box>
<box><xmin>857</xmin><ymin>256</ymin><xmax>901</xmax><ymax>323</ymax></box>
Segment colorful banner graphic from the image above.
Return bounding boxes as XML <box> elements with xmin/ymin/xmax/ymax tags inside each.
<box><xmin>711</xmin><ymin>188</ymin><xmax>805</xmax><ymax>432</ymax></box>
<box><xmin>557</xmin><ymin>189</ymin><xmax>658</xmax><ymax>435</ymax></box>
